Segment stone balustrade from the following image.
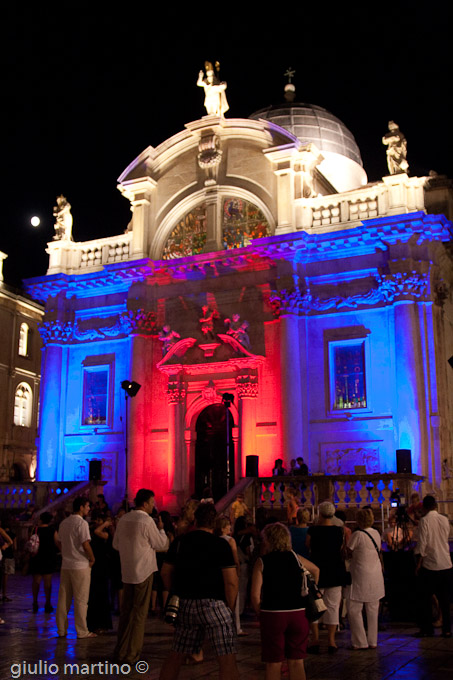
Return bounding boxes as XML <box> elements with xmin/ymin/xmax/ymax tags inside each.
<box><xmin>255</xmin><ymin>473</ymin><xmax>424</xmax><ymax>512</ymax></box>
<box><xmin>298</xmin><ymin>174</ymin><xmax>425</xmax><ymax>230</ymax></box>
<box><xmin>0</xmin><ymin>481</ymin><xmax>81</xmax><ymax>510</ymax></box>
<box><xmin>46</xmin><ymin>232</ymin><xmax>132</xmax><ymax>275</ymax></box>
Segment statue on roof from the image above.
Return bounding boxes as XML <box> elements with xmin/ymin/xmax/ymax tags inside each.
<box><xmin>53</xmin><ymin>195</ymin><xmax>73</xmax><ymax>241</ymax></box>
<box><xmin>197</xmin><ymin>61</ymin><xmax>229</xmax><ymax>117</ymax></box>
<box><xmin>382</xmin><ymin>121</ymin><xmax>409</xmax><ymax>175</ymax></box>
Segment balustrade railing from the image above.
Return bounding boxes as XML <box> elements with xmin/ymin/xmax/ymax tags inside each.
<box><xmin>255</xmin><ymin>473</ymin><xmax>423</xmax><ymax>513</ymax></box>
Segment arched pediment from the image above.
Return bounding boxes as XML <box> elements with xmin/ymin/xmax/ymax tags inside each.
<box><xmin>156</xmin><ymin>333</ymin><xmax>264</xmax><ymax>375</ymax></box>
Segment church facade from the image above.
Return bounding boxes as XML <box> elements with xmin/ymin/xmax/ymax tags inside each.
<box><xmin>25</xmin><ymin>82</ymin><xmax>453</xmax><ymax>511</ymax></box>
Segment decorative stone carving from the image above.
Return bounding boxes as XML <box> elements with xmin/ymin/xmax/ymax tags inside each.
<box><xmin>73</xmin><ymin>316</ymin><xmax>132</xmax><ymax>341</ymax></box>
<box><xmin>39</xmin><ymin>311</ymin><xmax>145</xmax><ymax>344</ymax></box>
<box><xmin>167</xmin><ymin>382</ymin><xmax>186</xmax><ymax>404</ymax></box>
<box><xmin>198</xmin><ymin>131</ymin><xmax>222</xmax><ymax>169</ymax></box>
<box><xmin>121</xmin><ymin>309</ymin><xmax>157</xmax><ymax>335</ymax></box>
<box><xmin>224</xmin><ymin>314</ymin><xmax>251</xmax><ymax>349</ymax></box>
<box><xmin>236</xmin><ymin>376</ymin><xmax>258</xmax><ymax>399</ymax></box>
<box><xmin>201</xmin><ymin>385</ymin><xmax>218</xmax><ymax>403</ymax></box>
<box><xmin>433</xmin><ymin>279</ymin><xmax>448</xmax><ymax>307</ymax></box>
<box><xmin>382</xmin><ymin>121</ymin><xmax>408</xmax><ymax>175</ymax></box>
<box><xmin>158</xmin><ymin>324</ymin><xmax>181</xmax><ymax>356</ymax></box>
<box><xmin>271</xmin><ymin>271</ymin><xmax>430</xmax><ymax>316</ymax></box>
<box><xmin>197</xmin><ymin>61</ymin><xmax>229</xmax><ymax>117</ymax></box>
<box><xmin>322</xmin><ymin>445</ymin><xmax>380</xmax><ymax>475</ymax></box>
<box><xmin>53</xmin><ymin>195</ymin><xmax>73</xmax><ymax>241</ymax></box>
<box><xmin>199</xmin><ymin>305</ymin><xmax>219</xmax><ymax>339</ymax></box>
<box><xmin>38</xmin><ymin>319</ymin><xmax>74</xmax><ymax>344</ymax></box>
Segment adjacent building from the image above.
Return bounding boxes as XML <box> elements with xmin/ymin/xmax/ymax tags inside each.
<box><xmin>0</xmin><ymin>253</ymin><xmax>43</xmax><ymax>482</ymax></box>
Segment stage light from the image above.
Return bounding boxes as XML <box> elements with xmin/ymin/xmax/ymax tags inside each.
<box><xmin>121</xmin><ymin>380</ymin><xmax>141</xmax><ymax>397</ymax></box>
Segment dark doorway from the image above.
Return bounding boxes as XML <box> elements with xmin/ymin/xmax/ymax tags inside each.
<box><xmin>195</xmin><ymin>403</ymin><xmax>235</xmax><ymax>502</ymax></box>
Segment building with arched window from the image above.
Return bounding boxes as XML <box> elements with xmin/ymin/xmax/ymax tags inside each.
<box><xmin>0</xmin><ymin>255</ymin><xmax>43</xmax><ymax>481</ymax></box>
<box><xmin>24</xmin><ymin>88</ymin><xmax>453</xmax><ymax>511</ymax></box>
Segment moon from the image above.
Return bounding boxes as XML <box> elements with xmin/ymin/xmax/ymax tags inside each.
<box><xmin>31</xmin><ymin>216</ymin><xmax>40</xmax><ymax>227</ymax></box>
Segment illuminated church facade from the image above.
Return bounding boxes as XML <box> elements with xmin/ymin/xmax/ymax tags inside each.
<box><xmin>25</xmin><ymin>81</ymin><xmax>453</xmax><ymax>511</ymax></box>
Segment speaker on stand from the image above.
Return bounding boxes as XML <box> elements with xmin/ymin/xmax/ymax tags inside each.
<box><xmin>245</xmin><ymin>455</ymin><xmax>259</xmax><ymax>477</ymax></box>
<box><xmin>396</xmin><ymin>449</ymin><xmax>412</xmax><ymax>474</ymax></box>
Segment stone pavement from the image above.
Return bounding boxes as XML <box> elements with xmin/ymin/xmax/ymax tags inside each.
<box><xmin>0</xmin><ymin>573</ymin><xmax>452</xmax><ymax>680</ymax></box>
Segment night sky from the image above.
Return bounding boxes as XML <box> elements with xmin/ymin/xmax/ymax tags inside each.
<box><xmin>2</xmin><ymin>3</ymin><xmax>451</xmax><ymax>288</ymax></box>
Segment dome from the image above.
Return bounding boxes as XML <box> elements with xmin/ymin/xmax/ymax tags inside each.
<box><xmin>250</xmin><ymin>102</ymin><xmax>362</xmax><ymax>165</ymax></box>
<box><xmin>249</xmin><ymin>100</ymin><xmax>367</xmax><ymax>192</ymax></box>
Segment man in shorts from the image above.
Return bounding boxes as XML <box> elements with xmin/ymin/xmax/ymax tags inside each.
<box><xmin>159</xmin><ymin>502</ymin><xmax>239</xmax><ymax>680</ymax></box>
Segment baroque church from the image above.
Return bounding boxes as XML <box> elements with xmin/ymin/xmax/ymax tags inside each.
<box><xmin>25</xmin><ymin>67</ymin><xmax>453</xmax><ymax>512</ymax></box>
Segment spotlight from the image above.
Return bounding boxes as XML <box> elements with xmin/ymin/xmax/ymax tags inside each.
<box><xmin>121</xmin><ymin>380</ymin><xmax>141</xmax><ymax>397</ymax></box>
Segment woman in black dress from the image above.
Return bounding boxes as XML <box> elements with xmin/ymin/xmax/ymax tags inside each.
<box><xmin>306</xmin><ymin>501</ymin><xmax>346</xmax><ymax>653</ymax></box>
<box><xmin>30</xmin><ymin>512</ymin><xmax>58</xmax><ymax>613</ymax></box>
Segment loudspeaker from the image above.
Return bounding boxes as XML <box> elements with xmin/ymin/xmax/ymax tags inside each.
<box><xmin>396</xmin><ymin>449</ymin><xmax>412</xmax><ymax>474</ymax></box>
<box><xmin>245</xmin><ymin>455</ymin><xmax>259</xmax><ymax>477</ymax></box>
<box><xmin>89</xmin><ymin>460</ymin><xmax>102</xmax><ymax>481</ymax></box>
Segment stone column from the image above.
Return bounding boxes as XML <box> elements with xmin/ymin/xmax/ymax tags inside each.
<box><xmin>393</xmin><ymin>302</ymin><xmax>424</xmax><ymax>475</ymax></box>
<box><xmin>279</xmin><ymin>313</ymin><xmax>303</xmax><ymax>466</ymax></box>
<box><xmin>127</xmin><ymin>334</ymin><xmax>148</xmax><ymax>498</ymax></box>
<box><xmin>204</xmin><ymin>187</ymin><xmax>219</xmax><ymax>252</ymax></box>
<box><xmin>236</xmin><ymin>376</ymin><xmax>258</xmax><ymax>478</ymax></box>
<box><xmin>37</xmin><ymin>343</ymin><xmax>64</xmax><ymax>480</ymax></box>
<box><xmin>163</xmin><ymin>380</ymin><xmax>186</xmax><ymax>510</ymax></box>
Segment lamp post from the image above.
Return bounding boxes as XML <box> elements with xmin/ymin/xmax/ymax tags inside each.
<box><xmin>120</xmin><ymin>380</ymin><xmax>141</xmax><ymax>510</ymax></box>
<box><xmin>222</xmin><ymin>393</ymin><xmax>234</xmax><ymax>493</ymax></box>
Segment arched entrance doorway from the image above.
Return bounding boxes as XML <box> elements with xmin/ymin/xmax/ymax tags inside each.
<box><xmin>195</xmin><ymin>403</ymin><xmax>235</xmax><ymax>502</ymax></box>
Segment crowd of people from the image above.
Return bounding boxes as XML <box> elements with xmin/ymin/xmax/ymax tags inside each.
<box><xmin>0</xmin><ymin>487</ymin><xmax>452</xmax><ymax>680</ymax></box>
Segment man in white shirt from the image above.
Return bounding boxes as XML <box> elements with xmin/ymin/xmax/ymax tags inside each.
<box><xmin>113</xmin><ymin>488</ymin><xmax>169</xmax><ymax>664</ymax></box>
<box><xmin>415</xmin><ymin>495</ymin><xmax>452</xmax><ymax>638</ymax></box>
<box><xmin>56</xmin><ymin>497</ymin><xmax>96</xmax><ymax>638</ymax></box>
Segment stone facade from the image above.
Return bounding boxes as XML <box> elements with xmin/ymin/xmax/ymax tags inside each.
<box><xmin>24</xmin><ymin>110</ymin><xmax>453</xmax><ymax>512</ymax></box>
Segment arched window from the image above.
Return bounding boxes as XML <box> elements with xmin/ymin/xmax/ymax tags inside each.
<box><xmin>18</xmin><ymin>322</ymin><xmax>29</xmax><ymax>356</ymax></box>
<box><xmin>14</xmin><ymin>382</ymin><xmax>33</xmax><ymax>427</ymax></box>
<box><xmin>162</xmin><ymin>196</ymin><xmax>271</xmax><ymax>260</ymax></box>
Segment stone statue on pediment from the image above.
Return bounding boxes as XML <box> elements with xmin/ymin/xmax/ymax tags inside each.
<box><xmin>53</xmin><ymin>195</ymin><xmax>73</xmax><ymax>241</ymax></box>
<box><xmin>224</xmin><ymin>313</ymin><xmax>251</xmax><ymax>350</ymax></box>
<box><xmin>382</xmin><ymin>121</ymin><xmax>408</xmax><ymax>175</ymax></box>
<box><xmin>197</xmin><ymin>61</ymin><xmax>229</xmax><ymax>117</ymax></box>
<box><xmin>199</xmin><ymin>305</ymin><xmax>219</xmax><ymax>339</ymax></box>
<box><xmin>158</xmin><ymin>324</ymin><xmax>180</xmax><ymax>356</ymax></box>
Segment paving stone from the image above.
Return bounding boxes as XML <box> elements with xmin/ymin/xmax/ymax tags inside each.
<box><xmin>0</xmin><ymin>573</ymin><xmax>451</xmax><ymax>679</ymax></box>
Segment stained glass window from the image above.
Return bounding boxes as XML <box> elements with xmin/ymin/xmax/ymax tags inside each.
<box><xmin>333</xmin><ymin>343</ymin><xmax>367</xmax><ymax>409</ymax></box>
<box><xmin>82</xmin><ymin>368</ymin><xmax>108</xmax><ymax>425</ymax></box>
<box><xmin>162</xmin><ymin>204</ymin><xmax>207</xmax><ymax>260</ymax></box>
<box><xmin>222</xmin><ymin>198</ymin><xmax>270</xmax><ymax>249</ymax></box>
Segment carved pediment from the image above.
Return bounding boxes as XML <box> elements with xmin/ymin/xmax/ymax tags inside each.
<box><xmin>156</xmin><ymin>333</ymin><xmax>263</xmax><ymax>375</ymax></box>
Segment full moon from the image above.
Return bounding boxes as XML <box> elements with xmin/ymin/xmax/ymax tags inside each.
<box><xmin>31</xmin><ymin>216</ymin><xmax>40</xmax><ymax>227</ymax></box>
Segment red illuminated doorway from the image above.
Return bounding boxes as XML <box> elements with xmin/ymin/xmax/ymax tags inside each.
<box><xmin>195</xmin><ymin>403</ymin><xmax>235</xmax><ymax>502</ymax></box>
